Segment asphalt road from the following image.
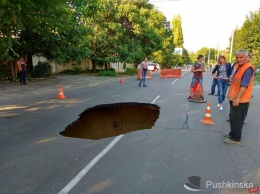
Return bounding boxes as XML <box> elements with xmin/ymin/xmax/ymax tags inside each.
<box><xmin>0</xmin><ymin>71</ymin><xmax>259</xmax><ymax>194</ymax></box>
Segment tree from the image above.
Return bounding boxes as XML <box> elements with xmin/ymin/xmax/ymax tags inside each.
<box><xmin>148</xmin><ymin>7</ymin><xmax>176</xmax><ymax>68</ymax></box>
<box><xmin>230</xmin><ymin>9</ymin><xmax>260</xmax><ymax>66</ymax></box>
<box><xmin>171</xmin><ymin>14</ymin><xmax>191</xmax><ymax>67</ymax></box>
<box><xmin>85</xmin><ymin>0</ymin><xmax>163</xmax><ymax>71</ymax></box>
<box><xmin>0</xmin><ymin>0</ymin><xmax>99</xmax><ymax>78</ymax></box>
<box><xmin>172</xmin><ymin>14</ymin><xmax>184</xmax><ymax>48</ymax></box>
<box><xmin>196</xmin><ymin>47</ymin><xmax>216</xmax><ymax>67</ymax></box>
<box><xmin>182</xmin><ymin>48</ymin><xmax>192</xmax><ymax>65</ymax></box>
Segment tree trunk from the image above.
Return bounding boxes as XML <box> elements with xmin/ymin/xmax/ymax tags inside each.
<box><xmin>91</xmin><ymin>59</ymin><xmax>97</xmax><ymax>73</ymax></box>
<box><xmin>27</xmin><ymin>54</ymin><xmax>33</xmax><ymax>74</ymax></box>
<box><xmin>9</xmin><ymin>60</ymin><xmax>14</xmax><ymax>79</ymax></box>
<box><xmin>14</xmin><ymin>59</ymin><xmax>17</xmax><ymax>76</ymax></box>
<box><xmin>105</xmin><ymin>63</ymin><xmax>108</xmax><ymax>70</ymax></box>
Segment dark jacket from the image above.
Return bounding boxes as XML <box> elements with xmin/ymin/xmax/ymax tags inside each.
<box><xmin>211</xmin><ymin>64</ymin><xmax>219</xmax><ymax>75</ymax></box>
<box><xmin>212</xmin><ymin>63</ymin><xmax>232</xmax><ymax>78</ymax></box>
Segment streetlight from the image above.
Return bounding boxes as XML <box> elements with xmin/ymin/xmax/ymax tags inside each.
<box><xmin>217</xmin><ymin>42</ymin><xmax>219</xmax><ymax>60</ymax></box>
<box><xmin>208</xmin><ymin>47</ymin><xmax>210</xmax><ymax>65</ymax></box>
<box><xmin>229</xmin><ymin>30</ymin><xmax>234</xmax><ymax>62</ymax></box>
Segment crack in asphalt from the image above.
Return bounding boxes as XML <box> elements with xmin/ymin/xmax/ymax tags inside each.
<box><xmin>181</xmin><ymin>104</ymin><xmax>189</xmax><ymax>129</ymax></box>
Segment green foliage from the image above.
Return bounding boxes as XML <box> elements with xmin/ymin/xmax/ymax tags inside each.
<box><xmin>0</xmin><ymin>63</ymin><xmax>10</xmax><ymax>82</ymax></box>
<box><xmin>231</xmin><ymin>9</ymin><xmax>260</xmax><ymax>65</ymax></box>
<box><xmin>196</xmin><ymin>47</ymin><xmax>217</xmax><ymax>65</ymax></box>
<box><xmin>98</xmin><ymin>69</ymin><xmax>117</xmax><ymax>77</ymax></box>
<box><xmin>70</xmin><ymin>63</ymin><xmax>84</xmax><ymax>74</ymax></box>
<box><xmin>151</xmin><ymin>14</ymin><xmax>191</xmax><ymax>68</ymax></box>
<box><xmin>61</xmin><ymin>69</ymin><xmax>90</xmax><ymax>75</ymax></box>
<box><xmin>0</xmin><ymin>0</ymin><xmax>99</xmax><ymax>76</ymax></box>
<box><xmin>182</xmin><ymin>48</ymin><xmax>192</xmax><ymax>65</ymax></box>
<box><xmin>108</xmin><ymin>68</ymin><xmax>116</xmax><ymax>72</ymax></box>
<box><xmin>33</xmin><ymin>62</ymin><xmax>52</xmax><ymax>78</ymax></box>
<box><xmin>255</xmin><ymin>71</ymin><xmax>260</xmax><ymax>83</ymax></box>
<box><xmin>121</xmin><ymin>68</ymin><xmax>138</xmax><ymax>76</ymax></box>
<box><xmin>172</xmin><ymin>14</ymin><xmax>184</xmax><ymax>48</ymax></box>
<box><xmin>86</xmin><ymin>1</ymin><xmax>163</xmax><ymax>67</ymax></box>
<box><xmin>150</xmin><ymin>13</ymin><xmax>175</xmax><ymax>68</ymax></box>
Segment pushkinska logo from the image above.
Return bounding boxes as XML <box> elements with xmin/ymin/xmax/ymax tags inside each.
<box><xmin>184</xmin><ymin>176</ymin><xmax>259</xmax><ymax>192</ymax></box>
<box><xmin>184</xmin><ymin>176</ymin><xmax>204</xmax><ymax>191</ymax></box>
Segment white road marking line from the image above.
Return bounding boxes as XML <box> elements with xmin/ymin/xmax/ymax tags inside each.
<box><xmin>151</xmin><ymin>95</ymin><xmax>161</xmax><ymax>104</ymax></box>
<box><xmin>171</xmin><ymin>79</ymin><xmax>178</xmax><ymax>85</ymax></box>
<box><xmin>171</xmin><ymin>70</ymin><xmax>188</xmax><ymax>84</ymax></box>
<box><xmin>58</xmin><ymin>96</ymin><xmax>161</xmax><ymax>194</ymax></box>
<box><xmin>58</xmin><ymin>135</ymin><xmax>124</xmax><ymax>194</ymax></box>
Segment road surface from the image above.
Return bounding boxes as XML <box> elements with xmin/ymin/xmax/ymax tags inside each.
<box><xmin>0</xmin><ymin>71</ymin><xmax>259</xmax><ymax>194</ymax></box>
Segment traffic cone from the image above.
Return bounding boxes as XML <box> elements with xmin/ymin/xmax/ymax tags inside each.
<box><xmin>56</xmin><ymin>86</ymin><xmax>66</xmax><ymax>99</ymax></box>
<box><xmin>201</xmin><ymin>102</ymin><xmax>214</xmax><ymax>125</ymax></box>
<box><xmin>120</xmin><ymin>76</ymin><xmax>124</xmax><ymax>83</ymax></box>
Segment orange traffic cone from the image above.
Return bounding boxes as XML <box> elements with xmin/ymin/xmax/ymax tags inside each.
<box><xmin>120</xmin><ymin>76</ymin><xmax>124</xmax><ymax>83</ymax></box>
<box><xmin>201</xmin><ymin>102</ymin><xmax>214</xmax><ymax>125</ymax></box>
<box><xmin>56</xmin><ymin>86</ymin><xmax>66</xmax><ymax>99</ymax></box>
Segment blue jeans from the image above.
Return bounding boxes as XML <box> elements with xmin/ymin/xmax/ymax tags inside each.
<box><xmin>19</xmin><ymin>71</ymin><xmax>26</xmax><ymax>84</ymax></box>
<box><xmin>191</xmin><ymin>78</ymin><xmax>203</xmax><ymax>87</ymax></box>
<box><xmin>217</xmin><ymin>79</ymin><xmax>229</xmax><ymax>104</ymax></box>
<box><xmin>210</xmin><ymin>78</ymin><xmax>218</xmax><ymax>94</ymax></box>
<box><xmin>139</xmin><ymin>70</ymin><xmax>147</xmax><ymax>86</ymax></box>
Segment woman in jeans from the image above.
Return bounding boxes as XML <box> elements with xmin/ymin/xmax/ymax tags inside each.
<box><xmin>214</xmin><ymin>56</ymin><xmax>232</xmax><ymax>110</ymax></box>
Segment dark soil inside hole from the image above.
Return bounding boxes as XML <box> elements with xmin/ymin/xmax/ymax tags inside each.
<box><xmin>60</xmin><ymin>102</ymin><xmax>160</xmax><ymax>140</ymax></box>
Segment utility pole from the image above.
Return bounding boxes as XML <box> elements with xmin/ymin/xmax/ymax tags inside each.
<box><xmin>208</xmin><ymin>48</ymin><xmax>210</xmax><ymax>65</ymax></box>
<box><xmin>217</xmin><ymin>43</ymin><xmax>219</xmax><ymax>60</ymax></box>
<box><xmin>229</xmin><ymin>30</ymin><xmax>234</xmax><ymax>62</ymax></box>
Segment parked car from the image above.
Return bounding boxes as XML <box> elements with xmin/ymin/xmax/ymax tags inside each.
<box><xmin>148</xmin><ymin>63</ymin><xmax>160</xmax><ymax>71</ymax></box>
<box><xmin>137</xmin><ymin>62</ymin><xmax>160</xmax><ymax>71</ymax></box>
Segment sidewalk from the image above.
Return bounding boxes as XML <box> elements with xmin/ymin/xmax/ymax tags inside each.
<box><xmin>0</xmin><ymin>74</ymin><xmax>117</xmax><ymax>102</ymax></box>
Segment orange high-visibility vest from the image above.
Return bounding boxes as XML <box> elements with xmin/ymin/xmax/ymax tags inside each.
<box><xmin>227</xmin><ymin>63</ymin><xmax>254</xmax><ymax>103</ymax></box>
<box><xmin>18</xmin><ymin>64</ymin><xmax>22</xmax><ymax>72</ymax></box>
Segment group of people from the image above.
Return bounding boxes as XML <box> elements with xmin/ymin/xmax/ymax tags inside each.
<box><xmin>188</xmin><ymin>50</ymin><xmax>254</xmax><ymax>145</ymax></box>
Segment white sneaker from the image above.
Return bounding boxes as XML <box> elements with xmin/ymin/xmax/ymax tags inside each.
<box><xmin>219</xmin><ymin>106</ymin><xmax>223</xmax><ymax>111</ymax></box>
<box><xmin>217</xmin><ymin>104</ymin><xmax>220</xmax><ymax>107</ymax></box>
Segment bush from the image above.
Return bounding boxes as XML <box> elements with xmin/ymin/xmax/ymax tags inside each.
<box><xmin>61</xmin><ymin>69</ymin><xmax>88</xmax><ymax>75</ymax></box>
<box><xmin>0</xmin><ymin>63</ymin><xmax>9</xmax><ymax>82</ymax></box>
<box><xmin>0</xmin><ymin>63</ymin><xmax>19</xmax><ymax>82</ymax></box>
<box><xmin>121</xmin><ymin>68</ymin><xmax>138</xmax><ymax>76</ymax></box>
<box><xmin>108</xmin><ymin>68</ymin><xmax>116</xmax><ymax>72</ymax></box>
<box><xmin>255</xmin><ymin>71</ymin><xmax>260</xmax><ymax>83</ymax></box>
<box><xmin>98</xmin><ymin>69</ymin><xmax>117</xmax><ymax>77</ymax></box>
<box><xmin>33</xmin><ymin>62</ymin><xmax>52</xmax><ymax>78</ymax></box>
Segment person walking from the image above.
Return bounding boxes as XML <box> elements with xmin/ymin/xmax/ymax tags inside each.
<box><xmin>187</xmin><ymin>55</ymin><xmax>205</xmax><ymax>100</ymax></box>
<box><xmin>224</xmin><ymin>50</ymin><xmax>254</xmax><ymax>144</ymax></box>
<box><xmin>17</xmin><ymin>57</ymin><xmax>27</xmax><ymax>85</ymax></box>
<box><xmin>215</xmin><ymin>56</ymin><xmax>232</xmax><ymax>111</ymax></box>
<box><xmin>139</xmin><ymin>57</ymin><xmax>148</xmax><ymax>87</ymax></box>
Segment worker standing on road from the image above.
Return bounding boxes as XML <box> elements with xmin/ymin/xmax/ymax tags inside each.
<box><xmin>187</xmin><ymin>55</ymin><xmax>205</xmax><ymax>100</ymax></box>
<box><xmin>17</xmin><ymin>57</ymin><xmax>27</xmax><ymax>85</ymax></box>
<box><xmin>224</xmin><ymin>50</ymin><xmax>254</xmax><ymax>144</ymax></box>
<box><xmin>139</xmin><ymin>57</ymin><xmax>148</xmax><ymax>87</ymax></box>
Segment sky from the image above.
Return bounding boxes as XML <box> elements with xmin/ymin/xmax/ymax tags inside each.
<box><xmin>149</xmin><ymin>0</ymin><xmax>260</xmax><ymax>52</ymax></box>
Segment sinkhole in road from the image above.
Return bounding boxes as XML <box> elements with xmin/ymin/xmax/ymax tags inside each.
<box><xmin>60</xmin><ymin>102</ymin><xmax>160</xmax><ymax>140</ymax></box>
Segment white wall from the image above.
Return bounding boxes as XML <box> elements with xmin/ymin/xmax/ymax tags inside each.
<box><xmin>32</xmin><ymin>55</ymin><xmax>134</xmax><ymax>73</ymax></box>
